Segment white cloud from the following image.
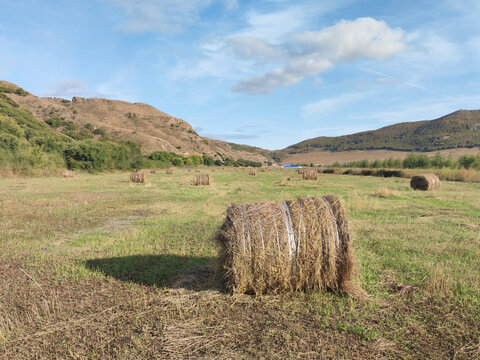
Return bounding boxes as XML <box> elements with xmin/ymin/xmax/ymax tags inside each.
<box><xmin>231</xmin><ymin>17</ymin><xmax>406</xmax><ymax>94</ymax></box>
<box><xmin>291</xmin><ymin>17</ymin><xmax>405</xmax><ymax>61</ymax></box>
<box><xmin>234</xmin><ymin>57</ymin><xmax>332</xmax><ymax>94</ymax></box>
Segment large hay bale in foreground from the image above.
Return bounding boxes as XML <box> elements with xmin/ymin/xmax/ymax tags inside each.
<box><xmin>194</xmin><ymin>174</ymin><xmax>211</xmax><ymax>186</ymax></box>
<box><xmin>410</xmin><ymin>174</ymin><xmax>440</xmax><ymax>191</ymax></box>
<box><xmin>130</xmin><ymin>172</ymin><xmax>147</xmax><ymax>183</ymax></box>
<box><xmin>249</xmin><ymin>170</ymin><xmax>256</xmax><ymax>176</ymax></box>
<box><xmin>302</xmin><ymin>169</ymin><xmax>318</xmax><ymax>180</ymax></box>
<box><xmin>217</xmin><ymin>195</ymin><xmax>356</xmax><ymax>294</ymax></box>
<box><xmin>62</xmin><ymin>170</ymin><xmax>75</xmax><ymax>178</ymax></box>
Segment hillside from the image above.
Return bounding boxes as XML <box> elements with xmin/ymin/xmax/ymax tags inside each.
<box><xmin>284</xmin><ymin>110</ymin><xmax>480</xmax><ymax>155</ymax></box>
<box><xmin>0</xmin><ymin>81</ymin><xmax>268</xmax><ymax>163</ymax></box>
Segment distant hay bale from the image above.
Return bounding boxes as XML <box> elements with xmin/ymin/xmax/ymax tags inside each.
<box><xmin>165</xmin><ymin>169</ymin><xmax>173</xmax><ymax>175</ymax></box>
<box><xmin>259</xmin><ymin>168</ymin><xmax>266</xmax><ymax>172</ymax></box>
<box><xmin>249</xmin><ymin>170</ymin><xmax>256</xmax><ymax>176</ymax></box>
<box><xmin>410</xmin><ymin>174</ymin><xmax>440</xmax><ymax>191</ymax></box>
<box><xmin>150</xmin><ymin>169</ymin><xmax>158</xmax><ymax>174</ymax></box>
<box><xmin>302</xmin><ymin>169</ymin><xmax>318</xmax><ymax>180</ymax></box>
<box><xmin>130</xmin><ymin>172</ymin><xmax>147</xmax><ymax>183</ymax></box>
<box><xmin>322</xmin><ymin>169</ymin><xmax>335</xmax><ymax>174</ymax></box>
<box><xmin>217</xmin><ymin>195</ymin><xmax>356</xmax><ymax>294</ymax></box>
<box><xmin>62</xmin><ymin>170</ymin><xmax>74</xmax><ymax>178</ymax></box>
<box><xmin>194</xmin><ymin>174</ymin><xmax>211</xmax><ymax>186</ymax></box>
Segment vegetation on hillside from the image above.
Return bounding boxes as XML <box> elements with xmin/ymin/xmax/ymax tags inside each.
<box><xmin>0</xmin><ymin>94</ymin><xmax>143</xmax><ymax>173</ymax></box>
<box><xmin>286</xmin><ymin>110</ymin><xmax>480</xmax><ymax>153</ymax></box>
<box><xmin>0</xmin><ymin>94</ymin><xmax>263</xmax><ymax>174</ymax></box>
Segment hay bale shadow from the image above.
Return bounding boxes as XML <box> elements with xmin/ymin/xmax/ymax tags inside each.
<box><xmin>85</xmin><ymin>254</ymin><xmax>216</xmax><ymax>290</ymax></box>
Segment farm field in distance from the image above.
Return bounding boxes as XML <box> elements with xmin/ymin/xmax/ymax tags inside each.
<box><xmin>283</xmin><ymin>147</ymin><xmax>480</xmax><ymax>165</ymax></box>
<box><xmin>0</xmin><ymin>168</ymin><xmax>479</xmax><ymax>359</ymax></box>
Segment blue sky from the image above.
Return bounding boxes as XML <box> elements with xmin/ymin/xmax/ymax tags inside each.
<box><xmin>1</xmin><ymin>0</ymin><xmax>479</xmax><ymax>149</ymax></box>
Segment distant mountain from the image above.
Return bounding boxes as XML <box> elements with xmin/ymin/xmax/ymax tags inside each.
<box><xmin>0</xmin><ymin>81</ymin><xmax>268</xmax><ymax>163</ymax></box>
<box><xmin>284</xmin><ymin>110</ymin><xmax>480</xmax><ymax>155</ymax></box>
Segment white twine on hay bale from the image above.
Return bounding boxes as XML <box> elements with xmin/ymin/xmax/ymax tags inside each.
<box><xmin>302</xmin><ymin>169</ymin><xmax>318</xmax><ymax>180</ymax></box>
<box><xmin>130</xmin><ymin>172</ymin><xmax>147</xmax><ymax>183</ymax></box>
<box><xmin>217</xmin><ymin>195</ymin><xmax>356</xmax><ymax>294</ymax></box>
<box><xmin>410</xmin><ymin>174</ymin><xmax>440</xmax><ymax>191</ymax></box>
<box><xmin>194</xmin><ymin>174</ymin><xmax>211</xmax><ymax>186</ymax></box>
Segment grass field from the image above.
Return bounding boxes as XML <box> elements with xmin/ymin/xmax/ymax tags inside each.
<box><xmin>0</xmin><ymin>168</ymin><xmax>479</xmax><ymax>359</ymax></box>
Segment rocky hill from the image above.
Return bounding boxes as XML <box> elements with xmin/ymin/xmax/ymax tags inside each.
<box><xmin>0</xmin><ymin>81</ymin><xmax>267</xmax><ymax>163</ymax></box>
<box><xmin>284</xmin><ymin>110</ymin><xmax>480</xmax><ymax>155</ymax></box>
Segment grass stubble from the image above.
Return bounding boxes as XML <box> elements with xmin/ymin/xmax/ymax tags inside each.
<box><xmin>0</xmin><ymin>169</ymin><xmax>479</xmax><ymax>359</ymax></box>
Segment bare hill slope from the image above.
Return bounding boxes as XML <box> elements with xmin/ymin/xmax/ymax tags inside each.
<box><xmin>0</xmin><ymin>81</ymin><xmax>267</xmax><ymax>162</ymax></box>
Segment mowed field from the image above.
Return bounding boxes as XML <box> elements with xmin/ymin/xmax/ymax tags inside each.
<box><xmin>283</xmin><ymin>147</ymin><xmax>480</xmax><ymax>165</ymax></box>
<box><xmin>0</xmin><ymin>169</ymin><xmax>479</xmax><ymax>359</ymax></box>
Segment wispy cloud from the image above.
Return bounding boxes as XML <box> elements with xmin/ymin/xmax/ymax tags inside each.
<box><xmin>302</xmin><ymin>91</ymin><xmax>368</xmax><ymax>119</ymax></box>
<box><xmin>104</xmin><ymin>0</ymin><xmax>237</xmax><ymax>34</ymax></box>
<box><xmin>42</xmin><ymin>80</ymin><xmax>107</xmax><ymax>98</ymax></box>
<box><xmin>200</xmin><ymin>132</ymin><xmax>262</xmax><ymax>140</ymax></box>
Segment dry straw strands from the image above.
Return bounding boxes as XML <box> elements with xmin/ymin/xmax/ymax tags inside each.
<box><xmin>410</xmin><ymin>174</ymin><xmax>440</xmax><ymax>191</ymax></box>
<box><xmin>302</xmin><ymin>170</ymin><xmax>318</xmax><ymax>180</ymax></box>
<box><xmin>249</xmin><ymin>170</ymin><xmax>256</xmax><ymax>176</ymax></box>
<box><xmin>194</xmin><ymin>174</ymin><xmax>211</xmax><ymax>186</ymax></box>
<box><xmin>217</xmin><ymin>195</ymin><xmax>356</xmax><ymax>294</ymax></box>
<box><xmin>165</xmin><ymin>169</ymin><xmax>173</xmax><ymax>175</ymax></box>
<box><xmin>62</xmin><ymin>170</ymin><xmax>74</xmax><ymax>178</ymax></box>
<box><xmin>130</xmin><ymin>172</ymin><xmax>147</xmax><ymax>183</ymax></box>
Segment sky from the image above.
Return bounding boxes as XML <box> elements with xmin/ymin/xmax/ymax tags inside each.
<box><xmin>1</xmin><ymin>0</ymin><xmax>479</xmax><ymax>150</ymax></box>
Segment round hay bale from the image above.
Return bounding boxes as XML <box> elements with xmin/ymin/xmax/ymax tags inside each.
<box><xmin>217</xmin><ymin>195</ymin><xmax>356</xmax><ymax>294</ymax></box>
<box><xmin>249</xmin><ymin>170</ymin><xmax>256</xmax><ymax>176</ymax></box>
<box><xmin>130</xmin><ymin>172</ymin><xmax>147</xmax><ymax>183</ymax></box>
<box><xmin>194</xmin><ymin>174</ymin><xmax>211</xmax><ymax>186</ymax></box>
<box><xmin>259</xmin><ymin>168</ymin><xmax>266</xmax><ymax>172</ymax></box>
<box><xmin>302</xmin><ymin>169</ymin><xmax>318</xmax><ymax>180</ymax></box>
<box><xmin>150</xmin><ymin>169</ymin><xmax>158</xmax><ymax>174</ymax></box>
<box><xmin>410</xmin><ymin>174</ymin><xmax>440</xmax><ymax>191</ymax></box>
<box><xmin>165</xmin><ymin>169</ymin><xmax>173</xmax><ymax>175</ymax></box>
